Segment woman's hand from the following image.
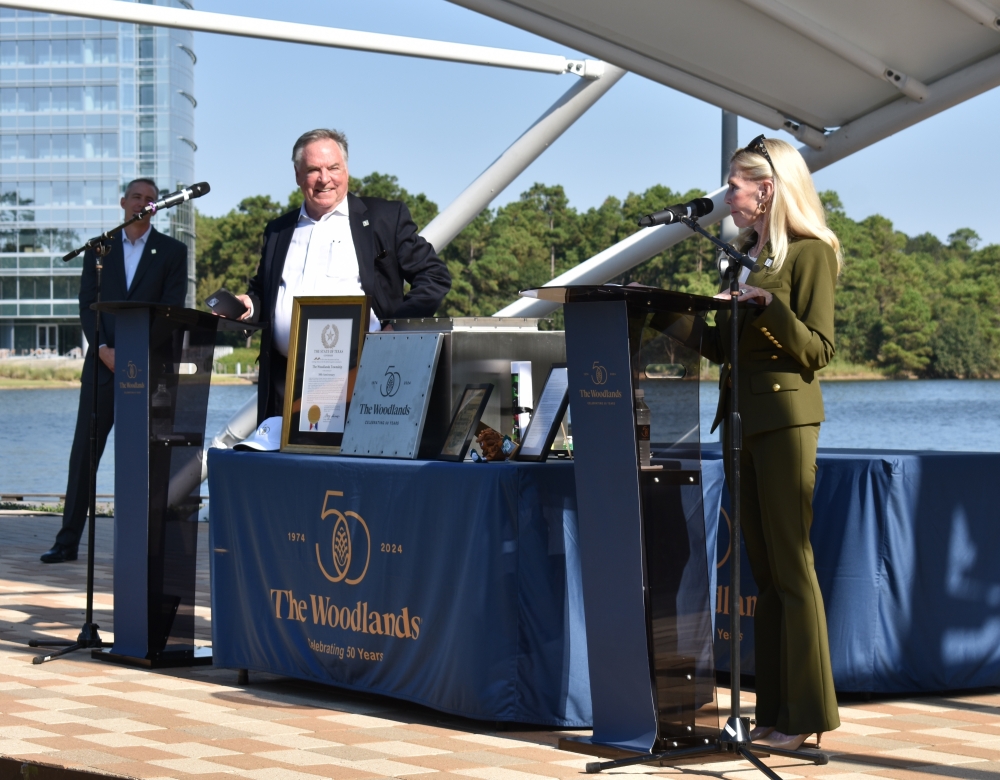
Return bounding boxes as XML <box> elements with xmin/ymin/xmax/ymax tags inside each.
<box><xmin>713</xmin><ymin>285</ymin><xmax>772</xmax><ymax>306</ymax></box>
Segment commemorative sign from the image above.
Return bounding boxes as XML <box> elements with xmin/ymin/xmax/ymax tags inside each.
<box><xmin>340</xmin><ymin>332</ymin><xmax>444</xmax><ymax>459</ymax></box>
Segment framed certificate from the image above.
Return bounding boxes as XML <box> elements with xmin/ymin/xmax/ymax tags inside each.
<box><xmin>438</xmin><ymin>384</ymin><xmax>494</xmax><ymax>462</ymax></box>
<box><xmin>281</xmin><ymin>296</ymin><xmax>370</xmax><ymax>453</ymax></box>
<box><xmin>513</xmin><ymin>364</ymin><xmax>569</xmax><ymax>462</ymax></box>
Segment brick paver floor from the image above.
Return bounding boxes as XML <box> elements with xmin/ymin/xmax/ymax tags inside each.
<box><xmin>2</xmin><ymin>514</ymin><xmax>1000</xmax><ymax>779</ymax></box>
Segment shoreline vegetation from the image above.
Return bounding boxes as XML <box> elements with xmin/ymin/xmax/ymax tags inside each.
<box><xmin>0</xmin><ymin>375</ymin><xmax>255</xmax><ymax>389</ymax></box>
<box><xmin>0</xmin><ymin>354</ymin><xmax>920</xmax><ymax>390</ymax></box>
<box><xmin>0</xmin><ymin>349</ymin><xmax>257</xmax><ymax>389</ymax></box>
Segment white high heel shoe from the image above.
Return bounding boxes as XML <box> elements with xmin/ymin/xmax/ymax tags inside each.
<box><xmin>758</xmin><ymin>731</ymin><xmax>817</xmax><ymax>750</ymax></box>
<box><xmin>749</xmin><ymin>725</ymin><xmax>775</xmax><ymax>742</ymax></box>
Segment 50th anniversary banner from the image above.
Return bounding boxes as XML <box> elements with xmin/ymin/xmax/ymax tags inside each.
<box><xmin>269</xmin><ymin>489</ymin><xmax>422</xmax><ymax>654</ymax></box>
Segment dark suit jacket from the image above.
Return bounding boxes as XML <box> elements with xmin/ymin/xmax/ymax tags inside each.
<box><xmin>246</xmin><ymin>193</ymin><xmax>451</xmax><ymax>422</ymax></box>
<box><xmin>79</xmin><ymin>226</ymin><xmax>189</xmax><ymax>385</ymax></box>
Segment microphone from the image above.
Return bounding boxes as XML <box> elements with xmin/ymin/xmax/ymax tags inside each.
<box><xmin>638</xmin><ymin>197</ymin><xmax>714</xmax><ymax>227</ymax></box>
<box><xmin>143</xmin><ymin>182</ymin><xmax>210</xmax><ymax>215</ymax></box>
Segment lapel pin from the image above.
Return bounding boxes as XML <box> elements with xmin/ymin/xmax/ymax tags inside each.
<box><xmin>151</xmin><ymin>249</ymin><xmax>157</xmax><ymax>255</ymax></box>
<box><xmin>764</xmin><ymin>257</ymin><xmax>773</xmax><ymax>267</ymax></box>
<box><xmin>362</xmin><ymin>220</ymin><xmax>369</xmax><ymax>227</ymax></box>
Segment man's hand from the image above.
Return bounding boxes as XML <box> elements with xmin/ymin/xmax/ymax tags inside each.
<box><xmin>235</xmin><ymin>294</ymin><xmax>253</xmax><ymax>321</ymax></box>
<box><xmin>99</xmin><ymin>346</ymin><xmax>114</xmax><ymax>371</ymax></box>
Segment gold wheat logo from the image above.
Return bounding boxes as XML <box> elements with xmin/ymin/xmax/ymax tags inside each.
<box><xmin>316</xmin><ymin>490</ymin><xmax>370</xmax><ymax>585</ymax></box>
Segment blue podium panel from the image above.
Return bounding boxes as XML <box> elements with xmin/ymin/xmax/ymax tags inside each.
<box><xmin>562</xmin><ymin>291</ymin><xmax>720</xmax><ymax>755</ymax></box>
<box><xmin>564</xmin><ymin>301</ymin><xmax>657</xmax><ymax>752</ymax></box>
<box><xmin>707</xmin><ymin>446</ymin><xmax>1000</xmax><ymax>693</ymax></box>
<box><xmin>105</xmin><ymin>303</ymin><xmax>218</xmax><ymax>666</ymax></box>
<box><xmin>208</xmin><ymin>450</ymin><xmax>591</xmax><ymax>727</ymax></box>
<box><xmin>113</xmin><ymin>307</ymin><xmax>152</xmax><ymax>659</ymax></box>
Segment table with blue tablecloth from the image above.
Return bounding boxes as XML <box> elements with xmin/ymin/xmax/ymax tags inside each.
<box><xmin>208</xmin><ymin>449</ymin><xmax>593</xmax><ymax>727</ymax></box>
<box><xmin>209</xmin><ymin>445</ymin><xmax>1000</xmax><ymax>727</ymax></box>
<box><xmin>709</xmin><ymin>445</ymin><xmax>1000</xmax><ymax>693</ymax></box>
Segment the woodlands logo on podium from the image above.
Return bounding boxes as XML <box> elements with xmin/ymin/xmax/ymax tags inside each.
<box><xmin>119</xmin><ymin>359</ymin><xmax>144</xmax><ymax>393</ymax></box>
<box><xmin>578</xmin><ymin>359</ymin><xmax>621</xmax><ymax>402</ymax></box>
<box><xmin>316</xmin><ymin>490</ymin><xmax>370</xmax><ymax>585</ymax></box>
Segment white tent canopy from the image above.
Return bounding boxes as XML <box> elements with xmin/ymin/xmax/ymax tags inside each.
<box><xmin>451</xmin><ymin>0</ymin><xmax>1000</xmax><ymax>164</ymax></box>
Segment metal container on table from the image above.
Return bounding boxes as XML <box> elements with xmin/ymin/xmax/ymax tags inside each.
<box><xmin>389</xmin><ymin>318</ymin><xmax>566</xmax><ymax>450</ymax></box>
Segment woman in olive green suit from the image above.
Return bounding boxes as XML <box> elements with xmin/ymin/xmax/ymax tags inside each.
<box><xmin>703</xmin><ymin>136</ymin><xmax>841</xmax><ymax>749</ymax></box>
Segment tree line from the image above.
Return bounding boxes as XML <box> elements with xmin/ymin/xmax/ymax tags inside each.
<box><xmin>195</xmin><ymin>173</ymin><xmax>1000</xmax><ymax>378</ymax></box>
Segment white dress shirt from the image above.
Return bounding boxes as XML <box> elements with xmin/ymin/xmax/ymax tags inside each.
<box><xmin>272</xmin><ymin>198</ymin><xmax>381</xmax><ymax>357</ymax></box>
<box><xmin>122</xmin><ymin>224</ymin><xmax>151</xmax><ymax>291</ymax></box>
<box><xmin>99</xmin><ymin>226</ymin><xmax>151</xmax><ymax>349</ymax></box>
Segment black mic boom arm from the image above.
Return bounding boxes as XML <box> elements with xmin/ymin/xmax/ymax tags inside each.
<box><xmin>679</xmin><ymin>215</ymin><xmax>759</xmax><ymax>275</ymax></box>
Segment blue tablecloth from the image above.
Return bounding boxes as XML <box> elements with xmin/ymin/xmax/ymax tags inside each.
<box><xmin>707</xmin><ymin>445</ymin><xmax>1000</xmax><ymax>693</ymax></box>
<box><xmin>209</xmin><ymin>444</ymin><xmax>1000</xmax><ymax>727</ymax></box>
<box><xmin>208</xmin><ymin>450</ymin><xmax>592</xmax><ymax>726</ymax></box>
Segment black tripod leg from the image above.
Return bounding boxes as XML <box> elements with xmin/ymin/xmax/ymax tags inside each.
<box><xmin>32</xmin><ymin>643</ymin><xmax>83</xmax><ymax>664</ymax></box>
<box><xmin>585</xmin><ymin>744</ymin><xmax>721</xmax><ymax>773</ymax></box>
<box><xmin>752</xmin><ymin>745</ymin><xmax>828</xmax><ymax>765</ymax></box>
<box><xmin>739</xmin><ymin>748</ymin><xmax>785</xmax><ymax>780</ymax></box>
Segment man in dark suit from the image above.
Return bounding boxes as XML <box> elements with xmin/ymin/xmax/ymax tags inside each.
<box><xmin>236</xmin><ymin>129</ymin><xmax>451</xmax><ymax>423</ymax></box>
<box><xmin>41</xmin><ymin>178</ymin><xmax>189</xmax><ymax>563</ymax></box>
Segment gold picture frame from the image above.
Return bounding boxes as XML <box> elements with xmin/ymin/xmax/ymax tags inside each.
<box><xmin>280</xmin><ymin>295</ymin><xmax>371</xmax><ymax>454</ymax></box>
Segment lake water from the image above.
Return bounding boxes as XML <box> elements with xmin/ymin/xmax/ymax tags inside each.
<box><xmin>2</xmin><ymin>380</ymin><xmax>999</xmax><ymax>496</ymax></box>
<box><xmin>1</xmin><ymin>384</ymin><xmax>257</xmax><ymax>497</ymax></box>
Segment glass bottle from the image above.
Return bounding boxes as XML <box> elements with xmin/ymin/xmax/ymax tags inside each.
<box><xmin>635</xmin><ymin>388</ymin><xmax>651</xmax><ymax>468</ymax></box>
<box><xmin>151</xmin><ymin>381</ymin><xmax>172</xmax><ymax>437</ymax></box>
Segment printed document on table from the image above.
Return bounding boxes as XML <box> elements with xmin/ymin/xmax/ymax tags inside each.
<box><xmin>299</xmin><ymin>318</ymin><xmax>353</xmax><ymax>433</ymax></box>
<box><xmin>522</xmin><ymin>367</ymin><xmax>568</xmax><ymax>453</ymax></box>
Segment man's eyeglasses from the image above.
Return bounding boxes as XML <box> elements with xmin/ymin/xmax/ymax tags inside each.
<box><xmin>745</xmin><ymin>134</ymin><xmax>774</xmax><ymax>174</ymax></box>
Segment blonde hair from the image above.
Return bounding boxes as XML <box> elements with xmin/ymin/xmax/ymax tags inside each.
<box><xmin>730</xmin><ymin>138</ymin><xmax>842</xmax><ymax>272</ymax></box>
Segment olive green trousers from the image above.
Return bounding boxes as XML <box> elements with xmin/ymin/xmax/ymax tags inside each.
<box><xmin>725</xmin><ymin>423</ymin><xmax>840</xmax><ymax>735</ymax></box>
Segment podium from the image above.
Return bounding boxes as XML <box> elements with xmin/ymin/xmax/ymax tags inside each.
<box><xmin>529</xmin><ymin>285</ymin><xmax>726</xmax><ymax>754</ymax></box>
<box><xmin>91</xmin><ymin>303</ymin><xmax>252</xmax><ymax>668</ymax></box>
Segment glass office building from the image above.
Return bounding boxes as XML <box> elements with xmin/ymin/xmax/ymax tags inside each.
<box><xmin>0</xmin><ymin>1</ymin><xmax>196</xmax><ymax>356</ymax></box>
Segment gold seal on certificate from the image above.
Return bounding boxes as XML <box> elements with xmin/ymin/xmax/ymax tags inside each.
<box><xmin>280</xmin><ymin>296</ymin><xmax>370</xmax><ymax>454</ymax></box>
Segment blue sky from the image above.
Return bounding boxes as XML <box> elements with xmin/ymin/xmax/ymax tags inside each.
<box><xmin>192</xmin><ymin>0</ymin><xmax>1000</xmax><ymax>247</ymax></box>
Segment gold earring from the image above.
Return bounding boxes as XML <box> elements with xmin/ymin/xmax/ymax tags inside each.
<box><xmin>759</xmin><ymin>202</ymin><xmax>768</xmax><ymax>215</ymax></box>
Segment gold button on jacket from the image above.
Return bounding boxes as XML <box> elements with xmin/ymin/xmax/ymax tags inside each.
<box><xmin>700</xmin><ymin>237</ymin><xmax>838</xmax><ymax>437</ymax></box>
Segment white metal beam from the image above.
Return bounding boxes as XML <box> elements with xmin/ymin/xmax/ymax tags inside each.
<box><xmin>942</xmin><ymin>0</ymin><xmax>1000</xmax><ymax>31</ymax></box>
<box><xmin>0</xmin><ymin>0</ymin><xmax>601</xmax><ymax>77</ymax></box>
<box><xmin>739</xmin><ymin>0</ymin><xmax>928</xmax><ymax>101</ymax></box>
<box><xmin>447</xmin><ymin>0</ymin><xmax>827</xmax><ymax>148</ymax></box>
<box><xmin>798</xmin><ymin>48</ymin><xmax>1000</xmax><ymax>170</ymax></box>
<box><xmin>421</xmin><ymin>64</ymin><xmax>625</xmax><ymax>252</ymax></box>
<box><xmin>497</xmin><ymin>49</ymin><xmax>1000</xmax><ymax>318</ymax></box>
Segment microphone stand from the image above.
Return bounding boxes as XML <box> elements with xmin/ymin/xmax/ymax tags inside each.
<box><xmin>585</xmin><ymin>218</ymin><xmax>828</xmax><ymax>778</ymax></box>
<box><xmin>30</xmin><ymin>210</ymin><xmax>149</xmax><ymax>664</ymax></box>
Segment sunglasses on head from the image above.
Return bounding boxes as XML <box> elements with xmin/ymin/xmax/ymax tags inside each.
<box><xmin>745</xmin><ymin>134</ymin><xmax>775</xmax><ymax>173</ymax></box>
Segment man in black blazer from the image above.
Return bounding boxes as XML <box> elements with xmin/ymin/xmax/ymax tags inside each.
<box><xmin>41</xmin><ymin>178</ymin><xmax>188</xmax><ymax>563</ymax></box>
<box><xmin>237</xmin><ymin>129</ymin><xmax>451</xmax><ymax>423</ymax></box>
